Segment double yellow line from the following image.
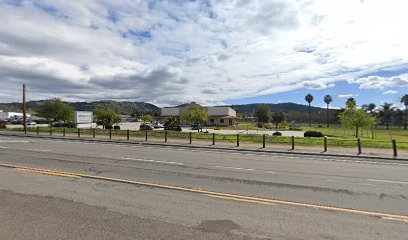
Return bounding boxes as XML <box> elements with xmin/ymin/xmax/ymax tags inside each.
<box><xmin>1</xmin><ymin>163</ymin><xmax>407</xmax><ymax>223</ymax></box>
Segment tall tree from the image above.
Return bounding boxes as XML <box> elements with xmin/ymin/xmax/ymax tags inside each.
<box><xmin>339</xmin><ymin>99</ymin><xmax>377</xmax><ymax>138</ymax></box>
<box><xmin>323</xmin><ymin>95</ymin><xmax>332</xmax><ymax>128</ymax></box>
<box><xmin>271</xmin><ymin>111</ymin><xmax>285</xmax><ymax>128</ymax></box>
<box><xmin>93</xmin><ymin>109</ymin><xmax>121</xmax><ymax>129</ymax></box>
<box><xmin>37</xmin><ymin>98</ymin><xmax>74</xmax><ymax>123</ymax></box>
<box><xmin>305</xmin><ymin>94</ymin><xmax>314</xmax><ymax>127</ymax></box>
<box><xmin>180</xmin><ymin>105</ymin><xmax>209</xmax><ymax>132</ymax></box>
<box><xmin>253</xmin><ymin>104</ymin><xmax>271</xmax><ymax>123</ymax></box>
<box><xmin>401</xmin><ymin>94</ymin><xmax>408</xmax><ymax>130</ymax></box>
<box><xmin>379</xmin><ymin>103</ymin><xmax>394</xmax><ymax>130</ymax></box>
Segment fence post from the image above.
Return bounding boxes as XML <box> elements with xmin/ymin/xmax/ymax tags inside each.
<box><xmin>50</xmin><ymin>126</ymin><xmax>52</xmax><ymax>136</ymax></box>
<box><xmin>127</xmin><ymin>129</ymin><xmax>130</xmax><ymax>140</ymax></box>
<box><xmin>236</xmin><ymin>134</ymin><xmax>240</xmax><ymax>147</ymax></box>
<box><xmin>357</xmin><ymin>138</ymin><xmax>362</xmax><ymax>155</ymax></box>
<box><xmin>24</xmin><ymin>125</ymin><xmax>27</xmax><ymax>135</ymax></box>
<box><xmin>93</xmin><ymin>128</ymin><xmax>96</xmax><ymax>138</ymax></box>
<box><xmin>145</xmin><ymin>130</ymin><xmax>148</xmax><ymax>141</ymax></box>
<box><xmin>109</xmin><ymin>129</ymin><xmax>112</xmax><ymax>140</ymax></box>
<box><xmin>212</xmin><ymin>133</ymin><xmax>215</xmax><ymax>145</ymax></box>
<box><xmin>323</xmin><ymin>136</ymin><xmax>327</xmax><ymax>152</ymax></box>
<box><xmin>165</xmin><ymin>131</ymin><xmax>168</xmax><ymax>143</ymax></box>
<box><xmin>36</xmin><ymin>126</ymin><xmax>39</xmax><ymax>135</ymax></box>
<box><xmin>291</xmin><ymin>136</ymin><xmax>295</xmax><ymax>150</ymax></box>
<box><xmin>392</xmin><ymin>140</ymin><xmax>397</xmax><ymax>158</ymax></box>
<box><xmin>63</xmin><ymin>127</ymin><xmax>66</xmax><ymax>137</ymax></box>
<box><xmin>262</xmin><ymin>134</ymin><xmax>266</xmax><ymax>148</ymax></box>
<box><xmin>189</xmin><ymin>132</ymin><xmax>192</xmax><ymax>144</ymax></box>
<box><xmin>78</xmin><ymin>128</ymin><xmax>80</xmax><ymax>138</ymax></box>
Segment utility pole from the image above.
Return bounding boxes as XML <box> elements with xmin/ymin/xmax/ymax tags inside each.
<box><xmin>23</xmin><ymin>84</ymin><xmax>27</xmax><ymax>133</ymax></box>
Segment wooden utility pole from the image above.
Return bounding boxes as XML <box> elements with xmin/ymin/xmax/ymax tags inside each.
<box><xmin>23</xmin><ymin>84</ymin><xmax>27</xmax><ymax>133</ymax></box>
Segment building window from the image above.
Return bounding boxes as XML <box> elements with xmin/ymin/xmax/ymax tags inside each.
<box><xmin>210</xmin><ymin>119</ymin><xmax>214</xmax><ymax>123</ymax></box>
<box><xmin>220</xmin><ymin>119</ymin><xmax>224</xmax><ymax>123</ymax></box>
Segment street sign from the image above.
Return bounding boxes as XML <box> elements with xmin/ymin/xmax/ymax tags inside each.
<box><xmin>74</xmin><ymin>111</ymin><xmax>93</xmax><ymax>124</ymax></box>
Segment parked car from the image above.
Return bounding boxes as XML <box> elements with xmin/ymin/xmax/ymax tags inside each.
<box><xmin>27</xmin><ymin>122</ymin><xmax>36</xmax><ymax>126</ymax></box>
<box><xmin>153</xmin><ymin>122</ymin><xmax>164</xmax><ymax>128</ymax></box>
<box><xmin>191</xmin><ymin>124</ymin><xmax>202</xmax><ymax>130</ymax></box>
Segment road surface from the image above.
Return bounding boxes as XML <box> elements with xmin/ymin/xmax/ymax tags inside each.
<box><xmin>0</xmin><ymin>135</ymin><xmax>407</xmax><ymax>239</ymax></box>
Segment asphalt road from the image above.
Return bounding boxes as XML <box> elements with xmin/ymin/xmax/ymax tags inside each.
<box><xmin>0</xmin><ymin>135</ymin><xmax>407</xmax><ymax>239</ymax></box>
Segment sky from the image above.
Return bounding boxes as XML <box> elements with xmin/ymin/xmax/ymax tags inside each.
<box><xmin>1</xmin><ymin>0</ymin><xmax>408</xmax><ymax>108</ymax></box>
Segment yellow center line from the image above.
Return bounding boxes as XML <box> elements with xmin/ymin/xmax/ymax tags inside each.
<box><xmin>204</xmin><ymin>194</ymin><xmax>276</xmax><ymax>206</ymax></box>
<box><xmin>1</xmin><ymin>163</ymin><xmax>407</xmax><ymax>223</ymax></box>
<box><xmin>16</xmin><ymin>168</ymin><xmax>81</xmax><ymax>179</ymax></box>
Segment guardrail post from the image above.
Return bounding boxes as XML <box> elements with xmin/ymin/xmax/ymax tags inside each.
<box><xmin>392</xmin><ymin>140</ymin><xmax>397</xmax><ymax>157</ymax></box>
<box><xmin>63</xmin><ymin>127</ymin><xmax>66</xmax><ymax>137</ymax></box>
<box><xmin>262</xmin><ymin>134</ymin><xmax>266</xmax><ymax>148</ymax></box>
<box><xmin>93</xmin><ymin>128</ymin><xmax>96</xmax><ymax>138</ymax></box>
<box><xmin>78</xmin><ymin>128</ymin><xmax>80</xmax><ymax>138</ymax></box>
<box><xmin>357</xmin><ymin>138</ymin><xmax>362</xmax><ymax>155</ymax></box>
<box><xmin>165</xmin><ymin>131</ymin><xmax>168</xmax><ymax>142</ymax></box>
<box><xmin>109</xmin><ymin>129</ymin><xmax>112</xmax><ymax>140</ymax></box>
<box><xmin>127</xmin><ymin>129</ymin><xmax>130</xmax><ymax>140</ymax></box>
<box><xmin>24</xmin><ymin>125</ymin><xmax>27</xmax><ymax>135</ymax></box>
<box><xmin>236</xmin><ymin>134</ymin><xmax>240</xmax><ymax>147</ymax></box>
<box><xmin>36</xmin><ymin>126</ymin><xmax>39</xmax><ymax>135</ymax></box>
<box><xmin>291</xmin><ymin>136</ymin><xmax>295</xmax><ymax>150</ymax></box>
<box><xmin>212</xmin><ymin>133</ymin><xmax>215</xmax><ymax>145</ymax></box>
<box><xmin>145</xmin><ymin>130</ymin><xmax>148</xmax><ymax>141</ymax></box>
<box><xmin>324</xmin><ymin>136</ymin><xmax>327</xmax><ymax>152</ymax></box>
<box><xmin>50</xmin><ymin>126</ymin><xmax>52</xmax><ymax>136</ymax></box>
<box><xmin>189</xmin><ymin>132</ymin><xmax>192</xmax><ymax>144</ymax></box>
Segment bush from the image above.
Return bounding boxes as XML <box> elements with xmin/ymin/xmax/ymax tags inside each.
<box><xmin>304</xmin><ymin>131</ymin><xmax>324</xmax><ymax>137</ymax></box>
<box><xmin>105</xmin><ymin>125</ymin><xmax>113</xmax><ymax>129</ymax></box>
<box><xmin>140</xmin><ymin>124</ymin><xmax>153</xmax><ymax>131</ymax></box>
<box><xmin>272</xmin><ymin>131</ymin><xmax>282</xmax><ymax>136</ymax></box>
<box><xmin>317</xmin><ymin>125</ymin><xmax>323</xmax><ymax>128</ymax></box>
<box><xmin>113</xmin><ymin>125</ymin><xmax>120</xmax><ymax>130</ymax></box>
<box><xmin>0</xmin><ymin>120</ymin><xmax>6</xmax><ymax>129</ymax></box>
<box><xmin>289</xmin><ymin>127</ymin><xmax>302</xmax><ymax>131</ymax></box>
<box><xmin>175</xmin><ymin>126</ymin><xmax>182</xmax><ymax>131</ymax></box>
<box><xmin>257</xmin><ymin>122</ymin><xmax>265</xmax><ymax>128</ymax></box>
<box><xmin>214</xmin><ymin>127</ymin><xmax>221</xmax><ymax>130</ymax></box>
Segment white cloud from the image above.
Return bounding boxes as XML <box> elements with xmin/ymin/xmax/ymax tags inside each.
<box><xmin>348</xmin><ymin>74</ymin><xmax>408</xmax><ymax>89</ymax></box>
<box><xmin>1</xmin><ymin>0</ymin><xmax>408</xmax><ymax>106</ymax></box>
<box><xmin>382</xmin><ymin>90</ymin><xmax>398</xmax><ymax>95</ymax></box>
<box><xmin>337</xmin><ymin>94</ymin><xmax>358</xmax><ymax>98</ymax></box>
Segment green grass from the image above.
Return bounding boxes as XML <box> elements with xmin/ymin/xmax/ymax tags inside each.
<box><xmin>2</xmin><ymin>127</ymin><xmax>407</xmax><ymax>150</ymax></box>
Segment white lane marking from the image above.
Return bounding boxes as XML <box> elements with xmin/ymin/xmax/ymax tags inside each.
<box><xmin>325</xmin><ymin>179</ymin><xmax>376</xmax><ymax>187</ymax></box>
<box><xmin>0</xmin><ymin>140</ymin><xmax>30</xmax><ymax>143</ymax></box>
<box><xmin>0</xmin><ymin>146</ymin><xmax>9</xmax><ymax>149</ymax></box>
<box><xmin>27</xmin><ymin>148</ymin><xmax>51</xmax><ymax>152</ymax></box>
<box><xmin>213</xmin><ymin>165</ymin><xmax>255</xmax><ymax>171</ymax></box>
<box><xmin>366</xmin><ymin>179</ymin><xmax>408</xmax><ymax>185</ymax></box>
<box><xmin>119</xmin><ymin>157</ymin><xmax>184</xmax><ymax>165</ymax></box>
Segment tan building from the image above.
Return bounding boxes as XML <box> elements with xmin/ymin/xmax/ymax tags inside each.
<box><xmin>156</xmin><ymin>102</ymin><xmax>238</xmax><ymax>126</ymax></box>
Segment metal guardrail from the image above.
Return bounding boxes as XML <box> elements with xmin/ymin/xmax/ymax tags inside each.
<box><xmin>1</xmin><ymin>127</ymin><xmax>402</xmax><ymax>158</ymax></box>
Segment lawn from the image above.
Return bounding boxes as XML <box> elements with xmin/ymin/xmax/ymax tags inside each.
<box><xmin>1</xmin><ymin>126</ymin><xmax>407</xmax><ymax>150</ymax></box>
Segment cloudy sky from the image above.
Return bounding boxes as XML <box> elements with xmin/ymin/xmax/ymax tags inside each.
<box><xmin>1</xmin><ymin>0</ymin><xmax>408</xmax><ymax>108</ymax></box>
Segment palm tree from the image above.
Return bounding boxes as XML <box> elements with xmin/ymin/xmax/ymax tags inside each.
<box><xmin>379</xmin><ymin>103</ymin><xmax>394</xmax><ymax>130</ymax></box>
<box><xmin>323</xmin><ymin>95</ymin><xmax>332</xmax><ymax>128</ymax></box>
<box><xmin>401</xmin><ymin>94</ymin><xmax>408</xmax><ymax>130</ymax></box>
<box><xmin>305</xmin><ymin>94</ymin><xmax>314</xmax><ymax>127</ymax></box>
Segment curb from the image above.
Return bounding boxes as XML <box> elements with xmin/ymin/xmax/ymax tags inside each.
<box><xmin>0</xmin><ymin>132</ymin><xmax>407</xmax><ymax>162</ymax></box>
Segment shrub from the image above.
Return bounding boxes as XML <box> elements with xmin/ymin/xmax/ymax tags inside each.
<box><xmin>317</xmin><ymin>125</ymin><xmax>323</xmax><ymax>128</ymax></box>
<box><xmin>0</xmin><ymin>120</ymin><xmax>6</xmax><ymax>129</ymax></box>
<box><xmin>105</xmin><ymin>125</ymin><xmax>113</xmax><ymax>129</ymax></box>
<box><xmin>175</xmin><ymin>126</ymin><xmax>182</xmax><ymax>131</ymax></box>
<box><xmin>304</xmin><ymin>131</ymin><xmax>324</xmax><ymax>137</ymax></box>
<box><xmin>113</xmin><ymin>125</ymin><xmax>120</xmax><ymax>130</ymax></box>
<box><xmin>289</xmin><ymin>127</ymin><xmax>302</xmax><ymax>131</ymax></box>
<box><xmin>257</xmin><ymin>122</ymin><xmax>265</xmax><ymax>128</ymax></box>
<box><xmin>214</xmin><ymin>127</ymin><xmax>221</xmax><ymax>130</ymax></box>
<box><xmin>140</xmin><ymin>124</ymin><xmax>153</xmax><ymax>131</ymax></box>
<box><xmin>272</xmin><ymin>131</ymin><xmax>282</xmax><ymax>136</ymax></box>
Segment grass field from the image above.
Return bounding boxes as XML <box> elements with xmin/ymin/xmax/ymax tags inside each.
<box><xmin>1</xmin><ymin>126</ymin><xmax>407</xmax><ymax>150</ymax></box>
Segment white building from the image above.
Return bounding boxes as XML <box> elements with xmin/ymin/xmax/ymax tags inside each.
<box><xmin>0</xmin><ymin>110</ymin><xmax>31</xmax><ymax>120</ymax></box>
<box><xmin>156</xmin><ymin>102</ymin><xmax>238</xmax><ymax>126</ymax></box>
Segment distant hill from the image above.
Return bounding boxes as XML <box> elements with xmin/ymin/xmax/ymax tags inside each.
<box><xmin>0</xmin><ymin>100</ymin><xmax>160</xmax><ymax>115</ymax></box>
<box><xmin>227</xmin><ymin>102</ymin><xmax>330</xmax><ymax>115</ymax></box>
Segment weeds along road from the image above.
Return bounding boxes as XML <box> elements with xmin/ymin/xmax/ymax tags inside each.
<box><xmin>0</xmin><ymin>135</ymin><xmax>407</xmax><ymax>239</ymax></box>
